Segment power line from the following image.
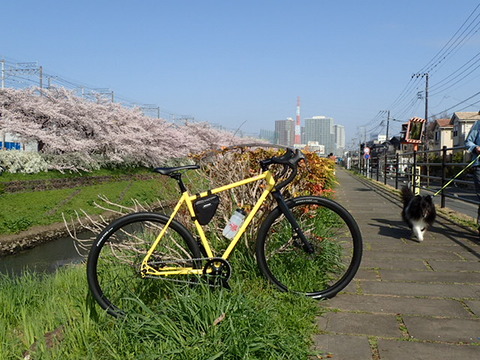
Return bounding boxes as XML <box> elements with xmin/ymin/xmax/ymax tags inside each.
<box><xmin>430</xmin><ymin>89</ymin><xmax>480</xmax><ymax>118</ymax></box>
<box><xmin>429</xmin><ymin>50</ymin><xmax>480</xmax><ymax>96</ymax></box>
<box><xmin>0</xmin><ymin>55</ymin><xmax>192</xmax><ymax>123</ymax></box>
<box><xmin>418</xmin><ymin>2</ymin><xmax>480</xmax><ymax>74</ymax></box>
<box><xmin>384</xmin><ymin>3</ymin><xmax>480</xmax><ymax>125</ymax></box>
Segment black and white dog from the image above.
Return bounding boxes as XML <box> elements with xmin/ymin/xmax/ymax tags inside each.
<box><xmin>400</xmin><ymin>186</ymin><xmax>436</xmax><ymax>242</ymax></box>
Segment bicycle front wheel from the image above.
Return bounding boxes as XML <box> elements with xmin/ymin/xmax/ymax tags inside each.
<box><xmin>256</xmin><ymin>196</ymin><xmax>362</xmax><ymax>298</ymax></box>
<box><xmin>87</xmin><ymin>212</ymin><xmax>201</xmax><ymax>317</ymax></box>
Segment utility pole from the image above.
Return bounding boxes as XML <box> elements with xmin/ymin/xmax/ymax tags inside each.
<box><xmin>384</xmin><ymin>110</ymin><xmax>390</xmax><ymax>141</ymax></box>
<box><xmin>141</xmin><ymin>105</ymin><xmax>161</xmax><ymax>119</ymax></box>
<box><xmin>412</xmin><ymin>72</ymin><xmax>429</xmax><ymax>149</ymax></box>
<box><xmin>4</xmin><ymin>62</ymin><xmax>42</xmax><ymax>90</ymax></box>
<box><xmin>425</xmin><ymin>74</ymin><xmax>429</xmax><ymax>122</ymax></box>
<box><xmin>412</xmin><ymin>73</ymin><xmax>429</xmax><ymax>120</ymax></box>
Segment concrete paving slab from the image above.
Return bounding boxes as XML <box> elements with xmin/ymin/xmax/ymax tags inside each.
<box><xmin>465</xmin><ymin>300</ymin><xmax>480</xmax><ymax>317</ymax></box>
<box><xmin>335</xmin><ymin>279</ymin><xmax>358</xmax><ymax>296</ymax></box>
<box><xmin>316</xmin><ymin>169</ymin><xmax>480</xmax><ymax>359</ymax></box>
<box><xmin>363</xmin><ymin>241</ymin><xmax>410</xmax><ymax>251</ymax></box>
<box><xmin>313</xmin><ymin>334</ymin><xmax>373</xmax><ymax>360</ymax></box>
<box><xmin>355</xmin><ymin>268</ymin><xmax>379</xmax><ymax>281</ymax></box>
<box><xmin>366</xmin><ymin>249</ymin><xmax>464</xmax><ymax>261</ymax></box>
<box><xmin>457</xmin><ymin>250</ymin><xmax>480</xmax><ymax>261</ymax></box>
<box><xmin>317</xmin><ymin>312</ymin><xmax>401</xmax><ymax>338</ymax></box>
<box><xmin>379</xmin><ymin>268</ymin><xmax>480</xmax><ymax>284</ymax></box>
<box><xmin>360</xmin><ymin>280</ymin><xmax>480</xmax><ymax>299</ymax></box>
<box><xmin>428</xmin><ymin>260</ymin><xmax>480</xmax><ymax>272</ymax></box>
<box><xmin>403</xmin><ymin>316</ymin><xmax>480</xmax><ymax>343</ymax></box>
<box><xmin>361</xmin><ymin>257</ymin><xmax>430</xmax><ymax>271</ymax></box>
<box><xmin>377</xmin><ymin>339</ymin><xmax>480</xmax><ymax>359</ymax></box>
<box><xmin>323</xmin><ymin>293</ymin><xmax>470</xmax><ymax>318</ymax></box>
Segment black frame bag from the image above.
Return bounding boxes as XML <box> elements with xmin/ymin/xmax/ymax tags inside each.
<box><xmin>193</xmin><ymin>193</ymin><xmax>220</xmax><ymax>225</ymax></box>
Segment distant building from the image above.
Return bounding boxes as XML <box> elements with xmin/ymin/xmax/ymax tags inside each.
<box><xmin>431</xmin><ymin>118</ymin><xmax>453</xmax><ymax>153</ymax></box>
<box><xmin>451</xmin><ymin>112</ymin><xmax>480</xmax><ymax>148</ymax></box>
<box><xmin>304</xmin><ymin>141</ymin><xmax>325</xmax><ymax>155</ymax></box>
<box><xmin>274</xmin><ymin>118</ymin><xmax>295</xmax><ymax>147</ymax></box>
<box><xmin>304</xmin><ymin>116</ymin><xmax>335</xmax><ymax>155</ymax></box>
<box><xmin>333</xmin><ymin>124</ymin><xmax>345</xmax><ymax>157</ymax></box>
<box><xmin>258</xmin><ymin>129</ymin><xmax>275</xmax><ymax>143</ymax></box>
<box><xmin>0</xmin><ymin>131</ymin><xmax>37</xmax><ymax>151</ymax></box>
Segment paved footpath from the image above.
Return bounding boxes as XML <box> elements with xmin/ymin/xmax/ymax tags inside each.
<box><xmin>313</xmin><ymin>168</ymin><xmax>480</xmax><ymax>360</ymax></box>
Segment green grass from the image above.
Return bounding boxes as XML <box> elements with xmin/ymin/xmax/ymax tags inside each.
<box><xmin>0</xmin><ymin>167</ymin><xmax>152</xmax><ymax>183</ymax></box>
<box><xmin>0</xmin><ymin>258</ymin><xmax>322</xmax><ymax>359</ymax></box>
<box><xmin>0</xmin><ymin>178</ymin><xmax>175</xmax><ymax>234</ymax></box>
<box><xmin>0</xmin><ymin>164</ymin><xmax>337</xmax><ymax>358</ymax></box>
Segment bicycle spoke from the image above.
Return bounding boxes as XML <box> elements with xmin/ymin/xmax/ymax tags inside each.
<box><xmin>256</xmin><ymin>196</ymin><xmax>362</xmax><ymax>298</ymax></box>
<box><xmin>87</xmin><ymin>213</ymin><xmax>201</xmax><ymax>317</ymax></box>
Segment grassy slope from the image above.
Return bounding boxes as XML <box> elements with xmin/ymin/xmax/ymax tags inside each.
<box><xmin>0</xmin><ymin>172</ymin><xmax>175</xmax><ymax>235</ymax></box>
<box><xmin>0</xmin><ymin>169</ymin><xmax>324</xmax><ymax>359</ymax></box>
<box><xmin>0</xmin><ymin>259</ymin><xmax>321</xmax><ymax>359</ymax></box>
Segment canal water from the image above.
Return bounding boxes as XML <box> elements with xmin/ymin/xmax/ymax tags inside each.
<box><xmin>0</xmin><ymin>232</ymin><xmax>92</xmax><ymax>277</ymax></box>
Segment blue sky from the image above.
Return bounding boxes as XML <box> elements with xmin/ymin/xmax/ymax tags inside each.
<box><xmin>2</xmin><ymin>0</ymin><xmax>480</xmax><ymax>148</ymax></box>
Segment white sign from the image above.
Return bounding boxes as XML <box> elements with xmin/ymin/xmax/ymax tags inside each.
<box><xmin>364</xmin><ymin>147</ymin><xmax>370</xmax><ymax>154</ymax></box>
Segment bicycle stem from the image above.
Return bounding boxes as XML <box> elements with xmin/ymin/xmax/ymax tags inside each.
<box><xmin>270</xmin><ymin>191</ymin><xmax>314</xmax><ymax>254</ymax></box>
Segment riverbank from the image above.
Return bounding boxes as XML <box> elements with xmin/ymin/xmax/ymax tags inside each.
<box><xmin>0</xmin><ymin>173</ymin><xmax>174</xmax><ymax>255</ymax></box>
<box><xmin>0</xmin><ymin>212</ymin><xmax>117</xmax><ymax>256</ymax></box>
<box><xmin>0</xmin><ymin>221</ymin><xmax>74</xmax><ymax>256</ymax></box>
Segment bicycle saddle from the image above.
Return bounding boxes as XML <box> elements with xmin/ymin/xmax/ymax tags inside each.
<box><xmin>153</xmin><ymin>165</ymin><xmax>200</xmax><ymax>176</ymax></box>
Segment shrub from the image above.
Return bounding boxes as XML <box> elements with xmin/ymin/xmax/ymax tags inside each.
<box><xmin>189</xmin><ymin>146</ymin><xmax>336</xmax><ymax>245</ymax></box>
<box><xmin>0</xmin><ymin>150</ymin><xmax>49</xmax><ymax>174</ymax></box>
<box><xmin>71</xmin><ymin>146</ymin><xmax>336</xmax><ymax>253</ymax></box>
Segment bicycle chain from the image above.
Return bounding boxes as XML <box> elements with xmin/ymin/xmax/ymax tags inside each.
<box><xmin>144</xmin><ymin>256</ymin><xmax>232</xmax><ymax>287</ymax></box>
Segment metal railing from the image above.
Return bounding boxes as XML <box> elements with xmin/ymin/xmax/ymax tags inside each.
<box><xmin>346</xmin><ymin>146</ymin><xmax>478</xmax><ymax>210</ymax></box>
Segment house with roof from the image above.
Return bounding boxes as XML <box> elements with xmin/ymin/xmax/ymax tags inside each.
<box><xmin>431</xmin><ymin>118</ymin><xmax>453</xmax><ymax>153</ymax></box>
<box><xmin>451</xmin><ymin>111</ymin><xmax>480</xmax><ymax>148</ymax></box>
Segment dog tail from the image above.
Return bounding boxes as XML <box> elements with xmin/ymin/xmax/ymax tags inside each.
<box><xmin>400</xmin><ymin>186</ymin><xmax>414</xmax><ymax>206</ymax></box>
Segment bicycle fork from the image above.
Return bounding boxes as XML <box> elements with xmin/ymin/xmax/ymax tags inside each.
<box><xmin>270</xmin><ymin>191</ymin><xmax>314</xmax><ymax>254</ymax></box>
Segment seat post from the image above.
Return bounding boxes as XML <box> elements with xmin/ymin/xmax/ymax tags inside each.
<box><xmin>170</xmin><ymin>173</ymin><xmax>188</xmax><ymax>193</ymax></box>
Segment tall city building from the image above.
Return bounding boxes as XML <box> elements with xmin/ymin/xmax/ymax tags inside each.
<box><xmin>304</xmin><ymin>116</ymin><xmax>335</xmax><ymax>155</ymax></box>
<box><xmin>333</xmin><ymin>124</ymin><xmax>345</xmax><ymax>157</ymax></box>
<box><xmin>274</xmin><ymin>118</ymin><xmax>295</xmax><ymax>146</ymax></box>
<box><xmin>259</xmin><ymin>129</ymin><xmax>275</xmax><ymax>143</ymax></box>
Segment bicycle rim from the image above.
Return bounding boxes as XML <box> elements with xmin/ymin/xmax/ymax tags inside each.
<box><xmin>87</xmin><ymin>212</ymin><xmax>201</xmax><ymax>317</ymax></box>
<box><xmin>256</xmin><ymin>196</ymin><xmax>362</xmax><ymax>298</ymax></box>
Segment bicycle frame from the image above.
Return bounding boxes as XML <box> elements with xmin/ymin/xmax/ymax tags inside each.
<box><xmin>140</xmin><ymin>170</ymin><xmax>277</xmax><ymax>277</ymax></box>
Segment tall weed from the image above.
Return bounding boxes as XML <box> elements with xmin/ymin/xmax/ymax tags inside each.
<box><xmin>0</xmin><ymin>264</ymin><xmax>320</xmax><ymax>359</ymax></box>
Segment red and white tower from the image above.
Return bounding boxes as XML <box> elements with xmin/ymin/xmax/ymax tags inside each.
<box><xmin>294</xmin><ymin>96</ymin><xmax>301</xmax><ymax>145</ymax></box>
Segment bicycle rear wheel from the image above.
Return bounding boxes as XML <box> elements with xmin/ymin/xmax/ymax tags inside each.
<box><xmin>256</xmin><ymin>196</ymin><xmax>362</xmax><ymax>298</ymax></box>
<box><xmin>87</xmin><ymin>212</ymin><xmax>201</xmax><ymax>317</ymax></box>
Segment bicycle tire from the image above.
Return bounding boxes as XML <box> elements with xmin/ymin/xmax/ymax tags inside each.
<box><xmin>87</xmin><ymin>212</ymin><xmax>202</xmax><ymax>317</ymax></box>
<box><xmin>255</xmin><ymin>196</ymin><xmax>362</xmax><ymax>299</ymax></box>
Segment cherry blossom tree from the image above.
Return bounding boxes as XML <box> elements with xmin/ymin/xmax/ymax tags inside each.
<box><xmin>0</xmin><ymin>87</ymin><xmax>263</xmax><ymax>172</ymax></box>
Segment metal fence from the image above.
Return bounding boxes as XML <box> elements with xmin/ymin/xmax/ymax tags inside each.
<box><xmin>346</xmin><ymin>146</ymin><xmax>478</xmax><ymax>210</ymax></box>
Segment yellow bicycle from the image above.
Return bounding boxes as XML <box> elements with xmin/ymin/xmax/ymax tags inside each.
<box><xmin>87</xmin><ymin>148</ymin><xmax>362</xmax><ymax>317</ymax></box>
